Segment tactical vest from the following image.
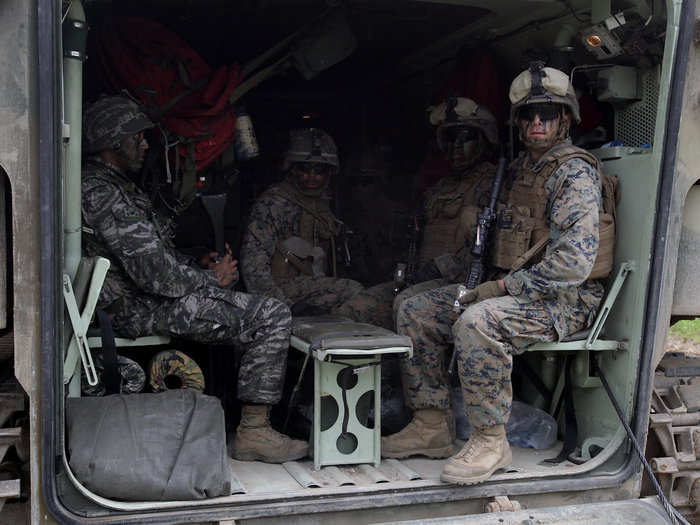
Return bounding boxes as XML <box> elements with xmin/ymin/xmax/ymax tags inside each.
<box><xmin>269</xmin><ymin>180</ymin><xmax>339</xmax><ymax>281</ymax></box>
<box><xmin>492</xmin><ymin>144</ymin><xmax>616</xmax><ymax>280</ymax></box>
<box><xmin>419</xmin><ymin>161</ymin><xmax>495</xmax><ymax>264</ymax></box>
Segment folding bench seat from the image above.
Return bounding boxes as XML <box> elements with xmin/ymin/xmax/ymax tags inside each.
<box><xmin>290</xmin><ymin>316</ymin><xmax>412</xmax><ymax>470</ymax></box>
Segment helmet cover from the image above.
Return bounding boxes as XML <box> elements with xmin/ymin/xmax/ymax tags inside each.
<box><xmin>283</xmin><ymin>128</ymin><xmax>339</xmax><ymax>171</ymax></box>
<box><xmin>83</xmin><ymin>95</ymin><xmax>154</xmax><ymax>154</ymax></box>
<box><xmin>509</xmin><ymin>62</ymin><xmax>581</xmax><ymax>124</ymax></box>
<box><xmin>429</xmin><ymin>97</ymin><xmax>499</xmax><ymax>149</ymax></box>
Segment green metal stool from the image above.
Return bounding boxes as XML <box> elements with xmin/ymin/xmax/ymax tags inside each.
<box><xmin>290</xmin><ymin>316</ymin><xmax>412</xmax><ymax>470</ymax></box>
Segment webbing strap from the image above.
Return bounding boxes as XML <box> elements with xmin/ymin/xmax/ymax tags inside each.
<box><xmin>96</xmin><ymin>309</ymin><xmax>120</xmax><ymax>395</ymax></box>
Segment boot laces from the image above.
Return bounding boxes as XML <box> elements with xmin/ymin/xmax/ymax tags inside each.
<box><xmin>459</xmin><ymin>432</ymin><xmax>488</xmax><ymax>461</ymax></box>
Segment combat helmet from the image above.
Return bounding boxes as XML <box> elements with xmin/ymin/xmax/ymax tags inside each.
<box><xmin>83</xmin><ymin>95</ymin><xmax>154</xmax><ymax>154</ymax></box>
<box><xmin>429</xmin><ymin>97</ymin><xmax>499</xmax><ymax>152</ymax></box>
<box><xmin>283</xmin><ymin>128</ymin><xmax>339</xmax><ymax>172</ymax></box>
<box><xmin>509</xmin><ymin>61</ymin><xmax>581</xmax><ymax>124</ymax></box>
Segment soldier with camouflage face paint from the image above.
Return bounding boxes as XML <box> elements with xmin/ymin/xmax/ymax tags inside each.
<box><xmin>81</xmin><ymin>95</ymin><xmax>307</xmax><ymax>464</ymax></box>
<box><xmin>240</xmin><ymin>128</ymin><xmax>393</xmax><ymax>327</ymax></box>
<box><xmin>391</xmin><ymin>97</ymin><xmax>499</xmax><ymax>318</ymax></box>
<box><xmin>383</xmin><ymin>63</ymin><xmax>606</xmax><ymax>486</ymax></box>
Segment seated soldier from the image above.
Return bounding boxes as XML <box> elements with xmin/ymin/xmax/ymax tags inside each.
<box><xmin>240</xmin><ymin>128</ymin><xmax>391</xmax><ymax>326</ymax></box>
<box><xmin>383</xmin><ymin>63</ymin><xmax>607</xmax><ymax>485</ymax></box>
<box><xmin>392</xmin><ymin>97</ymin><xmax>499</xmax><ymax>314</ymax></box>
<box><xmin>81</xmin><ymin>95</ymin><xmax>307</xmax><ymax>464</ymax></box>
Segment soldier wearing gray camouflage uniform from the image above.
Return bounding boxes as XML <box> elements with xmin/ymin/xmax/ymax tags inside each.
<box><xmin>383</xmin><ymin>64</ymin><xmax>608</xmax><ymax>486</ymax></box>
<box><xmin>240</xmin><ymin>128</ymin><xmax>393</xmax><ymax>328</ymax></box>
<box><xmin>81</xmin><ymin>95</ymin><xmax>307</xmax><ymax>464</ymax></box>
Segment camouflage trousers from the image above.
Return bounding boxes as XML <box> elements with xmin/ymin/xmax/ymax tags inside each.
<box><xmin>393</xmin><ymin>278</ymin><xmax>449</xmax><ymax>325</ymax></box>
<box><xmin>280</xmin><ymin>276</ymin><xmax>364</xmax><ymax>314</ymax></box>
<box><xmin>397</xmin><ymin>285</ymin><xmax>588</xmax><ymax>429</ymax></box>
<box><xmin>336</xmin><ymin>281</ymin><xmax>396</xmax><ymax>330</ymax></box>
<box><xmin>281</xmin><ymin>276</ymin><xmax>397</xmax><ymax>330</ymax></box>
<box><xmin>145</xmin><ymin>287</ymin><xmax>292</xmax><ymax>405</ymax></box>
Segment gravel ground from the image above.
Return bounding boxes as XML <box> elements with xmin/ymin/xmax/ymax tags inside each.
<box><xmin>665</xmin><ymin>334</ymin><xmax>700</xmax><ymax>356</ymax></box>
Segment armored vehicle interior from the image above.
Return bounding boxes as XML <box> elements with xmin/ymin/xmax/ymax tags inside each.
<box><xmin>57</xmin><ymin>0</ymin><xmax>683</xmax><ymax>520</ymax></box>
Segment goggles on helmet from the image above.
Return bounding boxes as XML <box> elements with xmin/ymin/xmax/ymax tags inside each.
<box><xmin>292</xmin><ymin>162</ymin><xmax>333</xmax><ymax>177</ymax></box>
<box><xmin>517</xmin><ymin>103</ymin><xmax>563</xmax><ymax>123</ymax></box>
<box><xmin>444</xmin><ymin>127</ymin><xmax>479</xmax><ymax>145</ymax></box>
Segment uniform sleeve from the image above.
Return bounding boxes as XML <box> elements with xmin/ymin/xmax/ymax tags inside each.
<box><xmin>503</xmin><ymin>158</ymin><xmax>601</xmax><ymax>303</ymax></box>
<box><xmin>83</xmin><ymin>181</ymin><xmax>215</xmax><ymax>298</ymax></box>
<box><xmin>240</xmin><ymin>196</ymin><xmax>289</xmax><ymax>303</ymax></box>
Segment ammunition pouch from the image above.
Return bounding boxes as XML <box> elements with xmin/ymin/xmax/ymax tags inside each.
<box><xmin>419</xmin><ymin>204</ymin><xmax>481</xmax><ymax>265</ymax></box>
<box><xmin>271</xmin><ymin>236</ymin><xmax>326</xmax><ymax>282</ymax></box>
<box><xmin>493</xmin><ymin>145</ymin><xmax>618</xmax><ymax>281</ymax></box>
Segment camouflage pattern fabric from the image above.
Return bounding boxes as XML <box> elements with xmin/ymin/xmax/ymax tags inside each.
<box><xmin>82</xmin><ymin>158</ymin><xmax>292</xmax><ymax>404</ymax></box>
<box><xmin>335</xmin><ymin>281</ymin><xmax>397</xmax><ymax>330</ymax></box>
<box><xmin>241</xmin><ymin>179</ymin><xmax>388</xmax><ymax>326</ymax></box>
<box><xmin>149</xmin><ymin>349</ymin><xmax>205</xmax><ymax>392</ymax></box>
<box><xmin>279</xmin><ymin>276</ymin><xmax>364</xmax><ymax>314</ymax></box>
<box><xmin>81</xmin><ymin>353</ymin><xmax>146</xmax><ymax>397</ymax></box>
<box><xmin>393</xmin><ymin>278</ymin><xmax>449</xmax><ymax>325</ymax></box>
<box><xmin>396</xmin><ymin>152</ymin><xmax>605</xmax><ymax>429</ymax></box>
<box><xmin>501</xmin><ymin>156</ymin><xmax>605</xmax><ymax>336</ymax></box>
<box><xmin>82</xmin><ymin>95</ymin><xmax>153</xmax><ymax>154</ymax></box>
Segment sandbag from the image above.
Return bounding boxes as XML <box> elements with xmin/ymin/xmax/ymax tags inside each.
<box><xmin>66</xmin><ymin>389</ymin><xmax>231</xmax><ymax>501</ymax></box>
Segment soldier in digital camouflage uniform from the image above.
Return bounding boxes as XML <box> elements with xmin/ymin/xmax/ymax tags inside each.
<box><xmin>392</xmin><ymin>97</ymin><xmax>499</xmax><ymax>320</ymax></box>
<box><xmin>240</xmin><ymin>128</ymin><xmax>394</xmax><ymax>328</ymax></box>
<box><xmin>383</xmin><ymin>63</ymin><xmax>608</xmax><ymax>486</ymax></box>
<box><xmin>81</xmin><ymin>95</ymin><xmax>307</xmax><ymax>464</ymax></box>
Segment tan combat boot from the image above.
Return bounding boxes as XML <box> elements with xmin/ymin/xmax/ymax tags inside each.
<box><xmin>440</xmin><ymin>425</ymin><xmax>512</xmax><ymax>485</ymax></box>
<box><xmin>232</xmin><ymin>405</ymin><xmax>308</xmax><ymax>463</ymax></box>
<box><xmin>381</xmin><ymin>408</ymin><xmax>455</xmax><ymax>459</ymax></box>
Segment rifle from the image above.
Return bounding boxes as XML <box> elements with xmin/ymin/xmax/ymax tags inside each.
<box><xmin>393</xmin><ymin>213</ymin><xmax>421</xmax><ymax>294</ymax></box>
<box><xmin>448</xmin><ymin>154</ymin><xmax>507</xmax><ymax>374</ymax></box>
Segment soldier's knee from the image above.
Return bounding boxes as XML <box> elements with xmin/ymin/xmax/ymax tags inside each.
<box><xmin>344</xmin><ymin>279</ymin><xmax>364</xmax><ymax>296</ymax></box>
<box><xmin>396</xmin><ymin>295</ymin><xmax>421</xmax><ymax>326</ymax></box>
<box><xmin>263</xmin><ymin>297</ymin><xmax>292</xmax><ymax>327</ymax></box>
<box><xmin>453</xmin><ymin>302</ymin><xmax>491</xmax><ymax>339</ymax></box>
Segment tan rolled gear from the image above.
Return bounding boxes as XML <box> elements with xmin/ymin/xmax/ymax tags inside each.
<box><xmin>148</xmin><ymin>350</ymin><xmax>205</xmax><ymax>392</ymax></box>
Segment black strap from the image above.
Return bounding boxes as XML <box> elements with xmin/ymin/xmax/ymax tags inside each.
<box><xmin>96</xmin><ymin>309</ymin><xmax>121</xmax><ymax>395</ymax></box>
<box><xmin>516</xmin><ymin>357</ymin><xmax>553</xmax><ymax>409</ymax></box>
<box><xmin>544</xmin><ymin>355</ymin><xmax>577</xmax><ymax>464</ymax></box>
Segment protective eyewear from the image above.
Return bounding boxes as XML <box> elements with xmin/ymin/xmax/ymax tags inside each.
<box><xmin>444</xmin><ymin>127</ymin><xmax>479</xmax><ymax>145</ymax></box>
<box><xmin>517</xmin><ymin>103</ymin><xmax>562</xmax><ymax>123</ymax></box>
<box><xmin>293</xmin><ymin>162</ymin><xmax>332</xmax><ymax>176</ymax></box>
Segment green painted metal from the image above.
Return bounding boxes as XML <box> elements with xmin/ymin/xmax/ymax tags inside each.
<box><xmin>291</xmin><ymin>334</ymin><xmax>411</xmax><ymax>470</ymax></box>
<box><xmin>62</xmin><ymin>0</ymin><xmax>86</xmax><ymax>280</ymax></box>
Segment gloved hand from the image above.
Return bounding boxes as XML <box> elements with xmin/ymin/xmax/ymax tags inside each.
<box><xmin>459</xmin><ymin>280</ymin><xmax>506</xmax><ymax>305</ymax></box>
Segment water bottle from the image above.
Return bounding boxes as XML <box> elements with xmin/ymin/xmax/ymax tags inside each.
<box><xmin>234</xmin><ymin>106</ymin><xmax>260</xmax><ymax>161</ymax></box>
<box><xmin>452</xmin><ymin>387</ymin><xmax>557</xmax><ymax>449</ymax></box>
<box><xmin>505</xmin><ymin>400</ymin><xmax>558</xmax><ymax>450</ymax></box>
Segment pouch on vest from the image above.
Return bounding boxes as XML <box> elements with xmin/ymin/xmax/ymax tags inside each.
<box><xmin>492</xmin><ymin>204</ymin><xmax>535</xmax><ymax>270</ymax></box>
<box><xmin>271</xmin><ymin>236</ymin><xmax>326</xmax><ymax>281</ymax></box>
<box><xmin>588</xmin><ymin>172</ymin><xmax>619</xmax><ymax>279</ymax></box>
